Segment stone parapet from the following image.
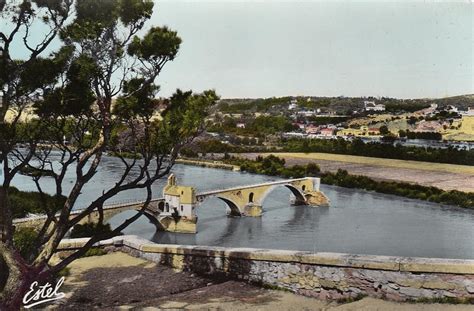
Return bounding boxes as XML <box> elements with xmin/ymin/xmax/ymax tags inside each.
<box><xmin>57</xmin><ymin>235</ymin><xmax>474</xmax><ymax>301</ymax></box>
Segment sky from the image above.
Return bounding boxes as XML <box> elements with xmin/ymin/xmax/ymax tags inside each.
<box><xmin>4</xmin><ymin>0</ymin><xmax>473</xmax><ymax>99</ymax></box>
<box><xmin>150</xmin><ymin>0</ymin><xmax>473</xmax><ymax>99</ymax></box>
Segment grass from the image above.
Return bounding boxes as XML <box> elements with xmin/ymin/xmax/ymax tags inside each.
<box><xmin>443</xmin><ymin>115</ymin><xmax>474</xmax><ymax>141</ymax></box>
<box><xmin>82</xmin><ymin>248</ymin><xmax>107</xmax><ymax>258</ymax></box>
<box><xmin>57</xmin><ymin>267</ymin><xmax>71</xmax><ymax>277</ymax></box>
<box><xmin>257</xmin><ymin>152</ymin><xmax>474</xmax><ymax>175</ymax></box>
<box><xmin>260</xmin><ymin>283</ymin><xmax>292</xmax><ymax>293</ymax></box>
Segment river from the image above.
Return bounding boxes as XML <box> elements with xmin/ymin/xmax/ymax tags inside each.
<box><xmin>5</xmin><ymin>154</ymin><xmax>474</xmax><ymax>259</ymax></box>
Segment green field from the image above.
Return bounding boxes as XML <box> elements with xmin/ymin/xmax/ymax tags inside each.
<box><xmin>260</xmin><ymin>152</ymin><xmax>474</xmax><ymax>175</ymax></box>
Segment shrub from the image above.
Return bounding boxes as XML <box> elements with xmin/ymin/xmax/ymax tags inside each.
<box><xmin>180</xmin><ymin>147</ymin><xmax>198</xmax><ymax>158</ymax></box>
<box><xmin>13</xmin><ymin>227</ymin><xmax>38</xmax><ymax>258</ymax></box>
<box><xmin>83</xmin><ymin>248</ymin><xmax>107</xmax><ymax>257</ymax></box>
<box><xmin>70</xmin><ymin>223</ymin><xmax>121</xmax><ymax>238</ymax></box>
<box><xmin>7</xmin><ymin>186</ymin><xmax>66</xmax><ymax>219</ymax></box>
<box><xmin>321</xmin><ymin>170</ymin><xmax>473</xmax><ymax>209</ymax></box>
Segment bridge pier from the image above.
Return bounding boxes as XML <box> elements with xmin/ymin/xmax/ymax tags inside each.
<box><xmin>157</xmin><ymin>215</ymin><xmax>198</xmax><ymax>234</ymax></box>
<box><xmin>243</xmin><ymin>203</ymin><xmax>263</xmax><ymax>217</ymax></box>
<box><xmin>304</xmin><ymin>190</ymin><xmax>330</xmax><ymax>206</ymax></box>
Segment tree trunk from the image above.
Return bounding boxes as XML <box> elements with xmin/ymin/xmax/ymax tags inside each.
<box><xmin>0</xmin><ymin>245</ymin><xmax>50</xmax><ymax>311</ymax></box>
<box><xmin>0</xmin><ymin>186</ymin><xmax>12</xmax><ymax>243</ymax></box>
<box><xmin>0</xmin><ymin>244</ymin><xmax>27</xmax><ymax>311</ymax></box>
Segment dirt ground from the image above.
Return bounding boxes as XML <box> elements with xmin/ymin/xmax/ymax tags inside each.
<box><xmin>235</xmin><ymin>153</ymin><xmax>474</xmax><ymax>193</ymax></box>
<box><xmin>46</xmin><ymin>252</ymin><xmax>474</xmax><ymax>310</ymax></box>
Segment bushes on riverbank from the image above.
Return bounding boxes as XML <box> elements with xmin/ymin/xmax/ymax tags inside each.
<box><xmin>226</xmin><ymin>155</ymin><xmax>320</xmax><ymax>178</ymax></box>
<box><xmin>321</xmin><ymin>169</ymin><xmax>474</xmax><ymax>209</ymax></box>
<box><xmin>5</xmin><ymin>186</ymin><xmax>66</xmax><ymax>219</ymax></box>
<box><xmin>226</xmin><ymin>155</ymin><xmax>474</xmax><ymax>209</ymax></box>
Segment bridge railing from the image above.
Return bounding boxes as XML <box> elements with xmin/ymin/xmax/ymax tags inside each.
<box><xmin>196</xmin><ymin>177</ymin><xmax>314</xmax><ymax>197</ymax></box>
<box><xmin>13</xmin><ymin>197</ymin><xmax>165</xmax><ymax>224</ymax></box>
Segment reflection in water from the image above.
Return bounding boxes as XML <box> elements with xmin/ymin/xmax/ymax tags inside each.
<box><xmin>7</xmin><ymin>155</ymin><xmax>474</xmax><ymax>259</ymax></box>
<box><xmin>153</xmin><ymin>231</ymin><xmax>197</xmax><ymax>245</ymax></box>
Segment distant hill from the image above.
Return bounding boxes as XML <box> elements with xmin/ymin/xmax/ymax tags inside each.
<box><xmin>217</xmin><ymin>94</ymin><xmax>474</xmax><ymax>115</ymax></box>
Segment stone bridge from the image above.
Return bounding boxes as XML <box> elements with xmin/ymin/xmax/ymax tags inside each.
<box><xmin>14</xmin><ymin>174</ymin><xmax>329</xmax><ymax>234</ymax></box>
<box><xmin>156</xmin><ymin>175</ymin><xmax>329</xmax><ymax>233</ymax></box>
<box><xmin>196</xmin><ymin>177</ymin><xmax>328</xmax><ymax>217</ymax></box>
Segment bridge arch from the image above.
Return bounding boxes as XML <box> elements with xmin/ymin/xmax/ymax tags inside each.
<box><xmin>216</xmin><ymin>196</ymin><xmax>242</xmax><ymax>216</ymax></box>
<box><xmin>158</xmin><ymin>201</ymin><xmax>165</xmax><ymax>212</ymax></box>
<box><xmin>140</xmin><ymin>210</ymin><xmax>161</xmax><ymax>227</ymax></box>
<box><xmin>260</xmin><ymin>184</ymin><xmax>307</xmax><ymax>206</ymax></box>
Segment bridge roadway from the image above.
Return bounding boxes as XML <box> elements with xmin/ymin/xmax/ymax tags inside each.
<box><xmin>196</xmin><ymin>177</ymin><xmax>311</xmax><ymax>199</ymax></box>
<box><xmin>12</xmin><ymin>198</ymin><xmax>163</xmax><ymax>228</ymax></box>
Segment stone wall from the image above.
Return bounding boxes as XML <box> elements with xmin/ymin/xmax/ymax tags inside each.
<box><xmin>58</xmin><ymin>235</ymin><xmax>474</xmax><ymax>302</ymax></box>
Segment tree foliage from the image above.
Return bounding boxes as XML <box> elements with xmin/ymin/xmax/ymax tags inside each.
<box><xmin>0</xmin><ymin>1</ymin><xmax>217</xmax><ymax>308</ymax></box>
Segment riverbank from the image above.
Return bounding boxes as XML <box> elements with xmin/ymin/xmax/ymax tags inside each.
<box><xmin>235</xmin><ymin>152</ymin><xmax>474</xmax><ymax>192</ymax></box>
<box><xmin>176</xmin><ymin>158</ymin><xmax>240</xmax><ymax>171</ymax></box>
<box><xmin>50</xmin><ymin>237</ymin><xmax>474</xmax><ymax>309</ymax></box>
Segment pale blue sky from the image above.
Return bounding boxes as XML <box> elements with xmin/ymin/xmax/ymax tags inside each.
<box><xmin>152</xmin><ymin>0</ymin><xmax>473</xmax><ymax>99</ymax></box>
<box><xmin>5</xmin><ymin>0</ymin><xmax>473</xmax><ymax>99</ymax></box>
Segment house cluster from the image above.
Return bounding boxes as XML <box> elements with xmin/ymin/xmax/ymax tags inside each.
<box><xmin>416</xmin><ymin>104</ymin><xmax>473</xmax><ymax>118</ymax></box>
<box><xmin>286</xmin><ymin>122</ymin><xmax>339</xmax><ymax>138</ymax></box>
<box><xmin>287</xmin><ymin>98</ymin><xmax>339</xmax><ymax>118</ymax></box>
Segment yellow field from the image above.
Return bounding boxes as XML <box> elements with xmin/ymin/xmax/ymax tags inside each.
<box><xmin>260</xmin><ymin>152</ymin><xmax>474</xmax><ymax>175</ymax></box>
<box><xmin>443</xmin><ymin>116</ymin><xmax>474</xmax><ymax>141</ymax></box>
<box><xmin>459</xmin><ymin>116</ymin><xmax>474</xmax><ymax>135</ymax></box>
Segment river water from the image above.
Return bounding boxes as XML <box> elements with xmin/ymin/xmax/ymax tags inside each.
<box><xmin>6</xmin><ymin>154</ymin><xmax>474</xmax><ymax>259</ymax></box>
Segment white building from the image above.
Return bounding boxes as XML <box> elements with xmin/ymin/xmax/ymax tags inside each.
<box><xmin>288</xmin><ymin>103</ymin><xmax>298</xmax><ymax>110</ymax></box>
<box><xmin>446</xmin><ymin>105</ymin><xmax>459</xmax><ymax>113</ymax></box>
<box><xmin>161</xmin><ymin>174</ymin><xmax>197</xmax><ymax>218</ymax></box>
<box><xmin>364</xmin><ymin>101</ymin><xmax>385</xmax><ymax>112</ymax></box>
